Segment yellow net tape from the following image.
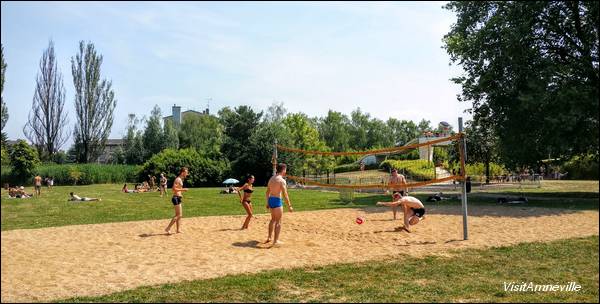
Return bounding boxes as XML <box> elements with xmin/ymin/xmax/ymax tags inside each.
<box><xmin>286</xmin><ymin>174</ymin><xmax>464</xmax><ymax>190</ymax></box>
<box><xmin>276</xmin><ymin>133</ymin><xmax>463</xmax><ymax>156</ymax></box>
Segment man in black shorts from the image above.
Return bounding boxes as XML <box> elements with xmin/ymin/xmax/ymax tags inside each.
<box><xmin>165</xmin><ymin>167</ymin><xmax>189</xmax><ymax>234</ymax></box>
<box><xmin>377</xmin><ymin>194</ymin><xmax>426</xmax><ymax>232</ymax></box>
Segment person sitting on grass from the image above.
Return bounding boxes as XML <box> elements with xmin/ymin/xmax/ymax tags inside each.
<box><xmin>122</xmin><ymin>184</ymin><xmax>138</xmax><ymax>193</ymax></box>
<box><xmin>376</xmin><ymin>194</ymin><xmax>426</xmax><ymax>233</ymax></box>
<box><xmin>7</xmin><ymin>187</ymin><xmax>31</xmax><ymax>198</ymax></box>
<box><xmin>135</xmin><ymin>183</ymin><xmax>149</xmax><ymax>193</ymax></box>
<box><xmin>68</xmin><ymin>192</ymin><xmax>101</xmax><ymax>202</ymax></box>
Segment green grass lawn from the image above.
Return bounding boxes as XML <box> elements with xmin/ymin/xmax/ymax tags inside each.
<box><xmin>1</xmin><ymin>181</ymin><xmax>598</xmax><ymax>231</ymax></box>
<box><xmin>473</xmin><ymin>180</ymin><xmax>600</xmax><ymax>199</ymax></box>
<box><xmin>58</xmin><ymin>236</ymin><xmax>599</xmax><ymax>303</ymax></box>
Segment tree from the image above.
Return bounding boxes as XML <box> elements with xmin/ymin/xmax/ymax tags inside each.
<box><xmin>367</xmin><ymin>117</ymin><xmax>393</xmax><ymax>148</ymax></box>
<box><xmin>71</xmin><ymin>40</ymin><xmax>117</xmax><ymax>163</ymax></box>
<box><xmin>178</xmin><ymin>114</ymin><xmax>223</xmax><ymax>158</ymax></box>
<box><xmin>318</xmin><ymin>110</ymin><xmax>351</xmax><ymax>151</ymax></box>
<box><xmin>163</xmin><ymin>119</ymin><xmax>179</xmax><ymax>150</ymax></box>
<box><xmin>1</xmin><ymin>44</ymin><xmax>8</xmax><ymax>146</ymax></box>
<box><xmin>387</xmin><ymin>118</ymin><xmax>419</xmax><ymax>146</ymax></box>
<box><xmin>417</xmin><ymin>119</ymin><xmax>432</xmax><ymax>135</ymax></box>
<box><xmin>348</xmin><ymin>108</ymin><xmax>371</xmax><ymax>150</ymax></box>
<box><xmin>8</xmin><ymin>140</ymin><xmax>40</xmax><ymax>183</ymax></box>
<box><xmin>24</xmin><ymin>40</ymin><xmax>69</xmax><ymax>160</ymax></box>
<box><xmin>464</xmin><ymin>119</ymin><xmax>500</xmax><ymax>183</ymax></box>
<box><xmin>123</xmin><ymin>114</ymin><xmax>145</xmax><ymax>165</ymax></box>
<box><xmin>265</xmin><ymin>101</ymin><xmax>287</xmax><ymax>123</ymax></box>
<box><xmin>281</xmin><ymin>113</ymin><xmax>333</xmax><ymax>176</ymax></box>
<box><xmin>444</xmin><ymin>1</ymin><xmax>599</xmax><ymax>168</ymax></box>
<box><xmin>246</xmin><ymin>120</ymin><xmax>293</xmax><ymax>184</ymax></box>
<box><xmin>142</xmin><ymin>105</ymin><xmax>165</xmax><ymax>158</ymax></box>
<box><xmin>219</xmin><ymin>105</ymin><xmax>263</xmax><ymax>178</ymax></box>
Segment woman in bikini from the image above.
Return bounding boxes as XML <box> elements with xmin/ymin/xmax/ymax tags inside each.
<box><xmin>237</xmin><ymin>174</ymin><xmax>256</xmax><ymax>229</ymax></box>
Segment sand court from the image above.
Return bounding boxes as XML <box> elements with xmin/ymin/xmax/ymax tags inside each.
<box><xmin>2</xmin><ymin>205</ymin><xmax>599</xmax><ymax>302</ymax></box>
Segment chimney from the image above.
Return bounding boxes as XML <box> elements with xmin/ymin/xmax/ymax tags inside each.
<box><xmin>172</xmin><ymin>104</ymin><xmax>181</xmax><ymax>126</ymax></box>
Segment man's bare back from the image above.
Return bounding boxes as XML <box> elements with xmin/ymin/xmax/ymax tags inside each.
<box><xmin>267</xmin><ymin>175</ymin><xmax>286</xmax><ymax>198</ymax></box>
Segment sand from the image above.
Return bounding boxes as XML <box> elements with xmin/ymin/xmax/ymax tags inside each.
<box><xmin>2</xmin><ymin>205</ymin><xmax>598</xmax><ymax>302</ymax></box>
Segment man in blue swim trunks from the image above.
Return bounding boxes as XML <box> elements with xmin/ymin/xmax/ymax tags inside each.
<box><xmin>265</xmin><ymin>163</ymin><xmax>293</xmax><ymax>246</ymax></box>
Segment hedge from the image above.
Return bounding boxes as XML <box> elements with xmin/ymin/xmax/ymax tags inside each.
<box><xmin>139</xmin><ymin>148</ymin><xmax>230</xmax><ymax>187</ymax></box>
<box><xmin>379</xmin><ymin>159</ymin><xmax>435</xmax><ymax>180</ymax></box>
<box><xmin>1</xmin><ymin>164</ymin><xmax>140</xmax><ymax>186</ymax></box>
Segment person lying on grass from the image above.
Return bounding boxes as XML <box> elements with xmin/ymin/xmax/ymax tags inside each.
<box><xmin>376</xmin><ymin>193</ymin><xmax>426</xmax><ymax>232</ymax></box>
<box><xmin>68</xmin><ymin>192</ymin><xmax>101</xmax><ymax>202</ymax></box>
<box><xmin>122</xmin><ymin>184</ymin><xmax>139</xmax><ymax>193</ymax></box>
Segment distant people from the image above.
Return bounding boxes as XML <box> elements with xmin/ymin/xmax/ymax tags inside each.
<box><xmin>165</xmin><ymin>167</ymin><xmax>189</xmax><ymax>235</ymax></box>
<box><xmin>360</xmin><ymin>161</ymin><xmax>365</xmax><ymax>171</ymax></box>
<box><xmin>7</xmin><ymin>186</ymin><xmax>32</xmax><ymax>199</ymax></box>
<box><xmin>388</xmin><ymin>169</ymin><xmax>408</xmax><ymax>220</ymax></box>
<box><xmin>68</xmin><ymin>192</ymin><xmax>101</xmax><ymax>202</ymax></box>
<box><xmin>47</xmin><ymin>176</ymin><xmax>54</xmax><ymax>190</ymax></box>
<box><xmin>159</xmin><ymin>173</ymin><xmax>168</xmax><ymax>197</ymax></box>
<box><xmin>237</xmin><ymin>175</ymin><xmax>256</xmax><ymax>230</ymax></box>
<box><xmin>34</xmin><ymin>175</ymin><xmax>42</xmax><ymax>197</ymax></box>
<box><xmin>148</xmin><ymin>175</ymin><xmax>156</xmax><ymax>191</ymax></box>
<box><xmin>228</xmin><ymin>185</ymin><xmax>238</xmax><ymax>194</ymax></box>
<box><xmin>122</xmin><ymin>184</ymin><xmax>138</xmax><ymax>193</ymax></box>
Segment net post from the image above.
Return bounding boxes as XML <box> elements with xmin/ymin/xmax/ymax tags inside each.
<box><xmin>272</xmin><ymin>139</ymin><xmax>278</xmax><ymax>176</ymax></box>
<box><xmin>458</xmin><ymin>117</ymin><xmax>469</xmax><ymax>240</ymax></box>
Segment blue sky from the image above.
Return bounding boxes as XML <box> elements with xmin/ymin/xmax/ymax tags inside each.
<box><xmin>1</xmin><ymin>1</ymin><xmax>470</xmax><ymax>149</ymax></box>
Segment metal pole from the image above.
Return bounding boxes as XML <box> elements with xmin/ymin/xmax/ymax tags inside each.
<box><xmin>272</xmin><ymin>139</ymin><xmax>278</xmax><ymax>176</ymax></box>
<box><xmin>458</xmin><ymin>117</ymin><xmax>468</xmax><ymax>240</ymax></box>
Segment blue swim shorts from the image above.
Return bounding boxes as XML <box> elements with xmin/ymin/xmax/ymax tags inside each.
<box><xmin>268</xmin><ymin>196</ymin><xmax>283</xmax><ymax>208</ymax></box>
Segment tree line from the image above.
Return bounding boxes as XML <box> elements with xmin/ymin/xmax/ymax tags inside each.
<box><xmin>1</xmin><ymin>40</ymin><xmax>116</xmax><ymax>164</ymax></box>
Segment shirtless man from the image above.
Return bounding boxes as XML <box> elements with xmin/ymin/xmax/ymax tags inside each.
<box><xmin>377</xmin><ymin>194</ymin><xmax>426</xmax><ymax>233</ymax></box>
<box><xmin>265</xmin><ymin>163</ymin><xmax>293</xmax><ymax>246</ymax></box>
<box><xmin>165</xmin><ymin>167</ymin><xmax>189</xmax><ymax>235</ymax></box>
<box><xmin>33</xmin><ymin>175</ymin><xmax>42</xmax><ymax>197</ymax></box>
<box><xmin>388</xmin><ymin>169</ymin><xmax>408</xmax><ymax>220</ymax></box>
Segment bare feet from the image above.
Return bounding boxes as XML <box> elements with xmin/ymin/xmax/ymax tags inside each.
<box><xmin>264</xmin><ymin>239</ymin><xmax>271</xmax><ymax>243</ymax></box>
<box><xmin>271</xmin><ymin>240</ymin><xmax>284</xmax><ymax>247</ymax></box>
<box><xmin>395</xmin><ymin>226</ymin><xmax>411</xmax><ymax>233</ymax></box>
<box><xmin>176</xmin><ymin>230</ymin><xmax>182</xmax><ymax>234</ymax></box>
<box><xmin>165</xmin><ymin>229</ymin><xmax>172</xmax><ymax>235</ymax></box>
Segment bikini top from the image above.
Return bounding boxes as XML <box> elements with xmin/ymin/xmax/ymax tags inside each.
<box><xmin>244</xmin><ymin>189</ymin><xmax>253</xmax><ymax>194</ymax></box>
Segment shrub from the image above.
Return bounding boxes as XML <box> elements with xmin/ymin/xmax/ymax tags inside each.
<box><xmin>379</xmin><ymin>159</ymin><xmax>435</xmax><ymax>180</ymax></box>
<box><xmin>333</xmin><ymin>162</ymin><xmax>379</xmax><ymax>174</ymax></box>
<box><xmin>8</xmin><ymin>140</ymin><xmax>40</xmax><ymax>184</ymax></box>
<box><xmin>447</xmin><ymin>162</ymin><xmax>507</xmax><ymax>180</ymax></box>
<box><xmin>562</xmin><ymin>155</ymin><xmax>599</xmax><ymax>180</ymax></box>
<box><xmin>139</xmin><ymin>148</ymin><xmax>230</xmax><ymax>187</ymax></box>
<box><xmin>2</xmin><ymin>163</ymin><xmax>140</xmax><ymax>186</ymax></box>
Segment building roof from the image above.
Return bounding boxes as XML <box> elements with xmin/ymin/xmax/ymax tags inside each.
<box><xmin>5</xmin><ymin>139</ymin><xmax>28</xmax><ymax>146</ymax></box>
<box><xmin>163</xmin><ymin>109</ymin><xmax>205</xmax><ymax>119</ymax></box>
<box><xmin>105</xmin><ymin>139</ymin><xmax>124</xmax><ymax>146</ymax></box>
